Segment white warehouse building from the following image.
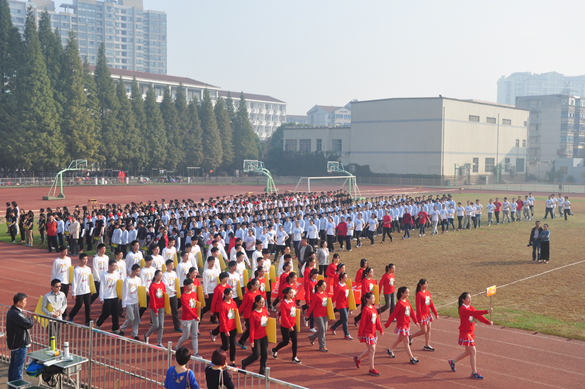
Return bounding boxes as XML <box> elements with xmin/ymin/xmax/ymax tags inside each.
<box><xmin>283</xmin><ymin>97</ymin><xmax>530</xmax><ymax>183</ymax></box>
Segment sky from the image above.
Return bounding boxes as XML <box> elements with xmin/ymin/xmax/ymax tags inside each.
<box><xmin>144</xmin><ymin>0</ymin><xmax>585</xmax><ymax>114</ymax></box>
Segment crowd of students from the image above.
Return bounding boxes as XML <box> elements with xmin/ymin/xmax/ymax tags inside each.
<box><xmin>8</xmin><ymin>189</ymin><xmax>573</xmax><ymax>384</ymax></box>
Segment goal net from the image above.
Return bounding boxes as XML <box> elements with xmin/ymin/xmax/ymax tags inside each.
<box><xmin>294</xmin><ymin>176</ymin><xmax>354</xmax><ymax>195</ymax></box>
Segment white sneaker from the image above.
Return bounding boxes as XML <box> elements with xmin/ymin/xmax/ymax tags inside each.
<box><xmin>309</xmin><ymin>328</ymin><xmax>317</xmax><ymax>333</ymax></box>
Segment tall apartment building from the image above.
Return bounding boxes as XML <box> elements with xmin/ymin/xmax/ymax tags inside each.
<box><xmin>497</xmin><ymin>72</ymin><xmax>585</xmax><ymax>105</ymax></box>
<box><xmin>7</xmin><ymin>0</ymin><xmax>167</xmax><ymax>74</ymax></box>
<box><xmin>307</xmin><ymin>104</ymin><xmax>351</xmax><ymax>127</ymax></box>
<box><xmin>218</xmin><ymin>91</ymin><xmax>286</xmax><ymax>140</ymax></box>
<box><xmin>516</xmin><ymin>94</ymin><xmax>585</xmax><ymax>179</ymax></box>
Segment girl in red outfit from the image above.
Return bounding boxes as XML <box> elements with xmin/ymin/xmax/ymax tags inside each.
<box><xmin>307</xmin><ymin>280</ymin><xmax>329</xmax><ymax>352</ymax></box>
<box><xmin>379</xmin><ymin>264</ymin><xmax>396</xmax><ymax>317</ymax></box>
<box><xmin>237</xmin><ymin>279</ymin><xmax>260</xmax><ymax>350</ymax></box>
<box><xmin>281</xmin><ymin>272</ymin><xmax>298</xmax><ymax>300</ymax></box>
<box><xmin>330</xmin><ymin>272</ymin><xmax>353</xmax><ymax>340</ymax></box>
<box><xmin>241</xmin><ymin>295</ymin><xmax>269</xmax><ymax>375</ymax></box>
<box><xmin>353</xmin><ymin>292</ymin><xmax>384</xmax><ymax>376</ymax></box>
<box><xmin>326</xmin><ymin>254</ymin><xmax>340</xmax><ymax>279</ymax></box>
<box><xmin>218</xmin><ymin>288</ymin><xmax>238</xmax><ymax>367</ymax></box>
<box><xmin>302</xmin><ymin>269</ymin><xmax>319</xmax><ymax>331</ymax></box>
<box><xmin>354</xmin><ymin>267</ymin><xmax>376</xmax><ymax>326</ymax></box>
<box><xmin>272</xmin><ymin>262</ymin><xmax>293</xmax><ymax>308</ymax></box>
<box><xmin>384</xmin><ymin>286</ymin><xmax>420</xmax><ymax>364</ymax></box>
<box><xmin>303</xmin><ymin>256</ymin><xmax>317</xmax><ymax>284</ymax></box>
<box><xmin>448</xmin><ymin>292</ymin><xmax>493</xmax><ymax>380</ymax></box>
<box><xmin>410</xmin><ymin>279</ymin><xmax>439</xmax><ymax>351</ymax></box>
<box><xmin>144</xmin><ymin>270</ymin><xmax>166</xmax><ymax>346</ymax></box>
<box><xmin>355</xmin><ymin>259</ymin><xmax>368</xmax><ymax>285</ymax></box>
<box><xmin>272</xmin><ymin>287</ymin><xmax>301</xmax><ymax>364</ymax></box>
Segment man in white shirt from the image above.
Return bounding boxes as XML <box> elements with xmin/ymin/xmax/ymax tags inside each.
<box><xmin>544</xmin><ymin>195</ymin><xmax>554</xmax><ymax>220</ymax></box>
<box><xmin>68</xmin><ymin>216</ymin><xmax>80</xmax><ymax>255</ymax></box>
<box><xmin>43</xmin><ymin>279</ymin><xmax>67</xmax><ymax>340</ymax></box>
<box><xmin>91</xmin><ymin>243</ymin><xmax>109</xmax><ymax>303</ymax></box>
<box><xmin>151</xmin><ymin>245</ymin><xmax>165</xmax><ymax>272</ymax></box>
<box><xmin>367</xmin><ymin>214</ymin><xmax>378</xmax><ymax>245</ymax></box>
<box><xmin>162</xmin><ymin>259</ymin><xmax>181</xmax><ymax>332</ymax></box>
<box><xmin>68</xmin><ymin>253</ymin><xmax>93</xmax><ymax>325</ymax></box>
<box><xmin>185</xmin><ymin>243</ymin><xmax>200</xmax><ymax>271</ymax></box>
<box><xmin>50</xmin><ymin>246</ymin><xmax>71</xmax><ymax>319</ymax></box>
<box><xmin>96</xmin><ymin>259</ymin><xmax>120</xmax><ymax>333</ymax></box>
<box><xmin>161</xmin><ymin>237</ymin><xmax>177</xmax><ymax>264</ymax></box>
<box><xmin>176</xmin><ymin>251</ymin><xmax>192</xmax><ymax>294</ymax></box>
<box><xmin>139</xmin><ymin>256</ymin><xmax>156</xmax><ymax>318</ymax></box>
<box><xmin>119</xmin><ymin>264</ymin><xmax>142</xmax><ymax>340</ymax></box>
<box><xmin>201</xmin><ymin>257</ymin><xmax>219</xmax><ymax>323</ymax></box>
<box><xmin>125</xmin><ymin>240</ymin><xmax>144</xmax><ymax>276</ymax></box>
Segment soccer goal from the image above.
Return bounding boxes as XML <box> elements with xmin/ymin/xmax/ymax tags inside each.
<box><xmin>294</xmin><ymin>175</ymin><xmax>354</xmax><ymax>195</ymax></box>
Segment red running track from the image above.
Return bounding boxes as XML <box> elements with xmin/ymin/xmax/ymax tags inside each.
<box><xmin>1</xmin><ymin>243</ymin><xmax>583</xmax><ymax>389</ymax></box>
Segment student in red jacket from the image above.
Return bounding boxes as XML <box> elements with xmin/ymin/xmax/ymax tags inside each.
<box><xmin>210</xmin><ymin>272</ymin><xmax>230</xmax><ymax>342</ymax></box>
<box><xmin>335</xmin><ymin>219</ymin><xmax>347</xmax><ymax>251</ymax></box>
<box><xmin>401</xmin><ymin>209</ymin><xmax>413</xmax><ymax>239</ymax></box>
<box><xmin>410</xmin><ymin>279</ymin><xmax>439</xmax><ymax>351</ymax></box>
<box><xmin>176</xmin><ymin>278</ymin><xmax>200</xmax><ymax>356</ymax></box>
<box><xmin>326</xmin><ymin>254</ymin><xmax>340</xmax><ymax>279</ymax></box>
<box><xmin>272</xmin><ymin>287</ymin><xmax>301</xmax><ymax>364</ymax></box>
<box><xmin>144</xmin><ymin>270</ymin><xmax>166</xmax><ymax>346</ymax></box>
<box><xmin>384</xmin><ymin>286</ymin><xmax>419</xmax><ymax>364</ymax></box>
<box><xmin>241</xmin><ymin>295</ymin><xmax>269</xmax><ymax>375</ymax></box>
<box><xmin>355</xmin><ymin>259</ymin><xmax>369</xmax><ymax>285</ymax></box>
<box><xmin>303</xmin><ymin>269</ymin><xmax>319</xmax><ymax>331</ymax></box>
<box><xmin>218</xmin><ymin>288</ymin><xmax>238</xmax><ymax>367</ymax></box>
<box><xmin>353</xmin><ymin>292</ymin><xmax>384</xmax><ymax>376</ymax></box>
<box><xmin>281</xmin><ymin>272</ymin><xmax>298</xmax><ymax>301</ymax></box>
<box><xmin>237</xmin><ymin>278</ymin><xmax>261</xmax><ymax>350</ymax></box>
<box><xmin>272</xmin><ymin>262</ymin><xmax>292</xmax><ymax>308</ymax></box>
<box><xmin>354</xmin><ymin>267</ymin><xmax>376</xmax><ymax>326</ymax></box>
<box><xmin>493</xmin><ymin>198</ymin><xmax>502</xmax><ymax>225</ymax></box>
<box><xmin>379</xmin><ymin>264</ymin><xmax>396</xmax><ymax>317</ymax></box>
<box><xmin>382</xmin><ymin>210</ymin><xmax>393</xmax><ymax>243</ymax></box>
<box><xmin>330</xmin><ymin>272</ymin><xmax>353</xmax><ymax>340</ymax></box>
<box><xmin>307</xmin><ymin>280</ymin><xmax>329</xmax><ymax>352</ymax></box>
<box><xmin>448</xmin><ymin>292</ymin><xmax>493</xmax><ymax>380</ymax></box>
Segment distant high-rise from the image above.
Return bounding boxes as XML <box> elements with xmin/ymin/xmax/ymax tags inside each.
<box><xmin>497</xmin><ymin>72</ymin><xmax>585</xmax><ymax>105</ymax></box>
<box><xmin>7</xmin><ymin>0</ymin><xmax>167</xmax><ymax>74</ymax></box>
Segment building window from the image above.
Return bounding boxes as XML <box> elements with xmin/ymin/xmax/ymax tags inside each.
<box><xmin>522</xmin><ymin>140</ymin><xmax>526</xmax><ymax>148</ymax></box>
<box><xmin>299</xmin><ymin>139</ymin><xmax>311</xmax><ymax>152</ymax></box>
<box><xmin>486</xmin><ymin>117</ymin><xmax>496</xmax><ymax>124</ymax></box>
<box><xmin>502</xmin><ymin>119</ymin><xmax>512</xmax><ymax>125</ymax></box>
<box><xmin>472</xmin><ymin>158</ymin><xmax>479</xmax><ymax>173</ymax></box>
<box><xmin>559</xmin><ymin>166</ymin><xmax>568</xmax><ymax>174</ymax></box>
<box><xmin>332</xmin><ymin>139</ymin><xmax>342</xmax><ymax>152</ymax></box>
<box><xmin>515</xmin><ymin>139</ymin><xmax>520</xmax><ymax>148</ymax></box>
<box><xmin>485</xmin><ymin>158</ymin><xmax>495</xmax><ymax>173</ymax></box>
<box><xmin>469</xmin><ymin>115</ymin><xmax>480</xmax><ymax>122</ymax></box>
<box><xmin>316</xmin><ymin>139</ymin><xmax>322</xmax><ymax>152</ymax></box>
<box><xmin>516</xmin><ymin>158</ymin><xmax>525</xmax><ymax>173</ymax></box>
<box><xmin>285</xmin><ymin>139</ymin><xmax>297</xmax><ymax>152</ymax></box>
<box><xmin>504</xmin><ymin>158</ymin><xmax>510</xmax><ymax>172</ymax></box>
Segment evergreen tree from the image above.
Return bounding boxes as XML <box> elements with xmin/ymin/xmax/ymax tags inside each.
<box><xmin>94</xmin><ymin>42</ymin><xmax>121</xmax><ymax>167</ymax></box>
<box><xmin>38</xmin><ymin>10</ymin><xmax>64</xmax><ymax>119</ymax></box>
<box><xmin>130</xmin><ymin>76</ymin><xmax>147</xmax><ymax>170</ymax></box>
<box><xmin>116</xmin><ymin>76</ymin><xmax>140</xmax><ymax>172</ymax></box>
<box><xmin>11</xmin><ymin>9</ymin><xmax>63</xmax><ymax>169</ymax></box>
<box><xmin>233</xmin><ymin>92</ymin><xmax>258</xmax><ymax>165</ymax></box>
<box><xmin>199</xmin><ymin>89</ymin><xmax>222</xmax><ymax>172</ymax></box>
<box><xmin>82</xmin><ymin>57</ymin><xmax>102</xmax><ymax>162</ymax></box>
<box><xmin>144</xmin><ymin>84</ymin><xmax>167</xmax><ymax>169</ymax></box>
<box><xmin>225</xmin><ymin>92</ymin><xmax>237</xmax><ymax>129</ymax></box>
<box><xmin>160</xmin><ymin>86</ymin><xmax>182</xmax><ymax>170</ymax></box>
<box><xmin>214</xmin><ymin>97</ymin><xmax>234</xmax><ymax>169</ymax></box>
<box><xmin>185</xmin><ymin>96</ymin><xmax>204</xmax><ymax>168</ymax></box>
<box><xmin>0</xmin><ymin>0</ymin><xmax>22</xmax><ymax>167</ymax></box>
<box><xmin>60</xmin><ymin>30</ymin><xmax>98</xmax><ymax>162</ymax></box>
<box><xmin>174</xmin><ymin>84</ymin><xmax>192</xmax><ymax>171</ymax></box>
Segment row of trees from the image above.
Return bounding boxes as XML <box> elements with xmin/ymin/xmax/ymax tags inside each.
<box><xmin>0</xmin><ymin>3</ymin><xmax>260</xmax><ymax>174</ymax></box>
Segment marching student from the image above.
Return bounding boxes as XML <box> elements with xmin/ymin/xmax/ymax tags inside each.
<box><xmin>176</xmin><ymin>251</ymin><xmax>192</xmax><ymax>294</ymax></box>
<box><xmin>201</xmin><ymin>257</ymin><xmax>220</xmax><ymax>323</ymax></box>
<box><xmin>486</xmin><ymin>200</ymin><xmax>495</xmax><ymax>226</ymax></box>
<box><xmin>119</xmin><ymin>264</ymin><xmax>142</xmax><ymax>340</ymax></box>
<box><xmin>326</xmin><ymin>253</ymin><xmax>340</xmax><ymax>279</ymax></box>
<box><xmin>272</xmin><ymin>261</ymin><xmax>293</xmax><ymax>308</ymax></box>
<box><xmin>139</xmin><ymin>255</ymin><xmax>156</xmax><ymax>318</ymax></box>
<box><xmin>563</xmin><ymin>196</ymin><xmax>572</xmax><ymax>220</ymax></box>
<box><xmin>302</xmin><ymin>269</ymin><xmax>319</xmax><ymax>332</ymax></box>
<box><xmin>381</xmin><ymin>210</ymin><xmax>393</xmax><ymax>243</ymax></box>
<box><xmin>345</xmin><ymin>216</ymin><xmax>354</xmax><ymax>251</ymax></box>
<box><xmin>401</xmin><ymin>208</ymin><xmax>412</xmax><ymax>239</ymax></box>
<box><xmin>354</xmin><ymin>267</ymin><xmax>376</xmax><ymax>325</ymax></box>
<box><xmin>353</xmin><ymin>292</ymin><xmax>384</xmax><ymax>376</ymax></box>
<box><xmin>502</xmin><ymin>197</ymin><xmax>511</xmax><ymax>223</ymax></box>
<box><xmin>42</xmin><ymin>279</ymin><xmax>67</xmax><ymax>341</ymax></box>
<box><xmin>176</xmin><ymin>278</ymin><xmax>200</xmax><ymax>357</ymax></box>
<box><xmin>330</xmin><ymin>272</ymin><xmax>352</xmax><ymax>340</ymax></box>
<box><xmin>417</xmin><ymin>207</ymin><xmax>428</xmax><ymax>237</ymax></box>
<box><xmin>69</xmin><ymin>254</ymin><xmax>93</xmax><ymax>326</ymax></box>
<box><xmin>493</xmin><ymin>198</ymin><xmax>502</xmax><ymax>225</ymax></box>
<box><xmin>355</xmin><ymin>258</ymin><xmax>369</xmax><ymax>285</ymax></box>
<box><xmin>384</xmin><ymin>286</ymin><xmax>420</xmax><ymax>364</ymax></box>
<box><xmin>272</xmin><ymin>286</ymin><xmax>301</xmax><ymax>364</ymax></box>
<box><xmin>125</xmin><ymin>240</ymin><xmax>143</xmax><ymax>276</ymax></box>
<box><xmin>410</xmin><ymin>279</ymin><xmax>439</xmax><ymax>351</ymax></box>
<box><xmin>96</xmin><ymin>260</ymin><xmax>121</xmax><ymax>334</ymax></box>
<box><xmin>237</xmin><ymin>278</ymin><xmax>261</xmax><ymax>350</ymax></box>
<box><xmin>316</xmin><ymin>240</ymin><xmax>329</xmax><ymax>276</ymax></box>
<box><xmin>307</xmin><ymin>280</ymin><xmax>329</xmax><ymax>352</ymax></box>
<box><xmin>379</xmin><ymin>264</ymin><xmax>396</xmax><ymax>317</ymax></box>
<box><xmin>210</xmin><ymin>272</ymin><xmax>230</xmax><ymax>342</ymax></box>
<box><xmin>218</xmin><ymin>287</ymin><xmax>238</xmax><ymax>367</ymax></box>
<box><xmin>367</xmin><ymin>214</ymin><xmax>378</xmax><ymax>246</ymax></box>
<box><xmin>240</xmin><ymin>294</ymin><xmax>270</xmax><ymax>375</ymax></box>
<box><xmin>50</xmin><ymin>246</ymin><xmax>71</xmax><ymax>319</ymax></box>
<box><xmin>448</xmin><ymin>292</ymin><xmax>493</xmax><ymax>380</ymax></box>
<box><xmin>162</xmin><ymin>259</ymin><xmax>181</xmax><ymax>332</ymax></box>
<box><xmin>91</xmin><ymin>243</ymin><xmax>109</xmax><ymax>303</ymax></box>
<box><xmin>456</xmin><ymin>202</ymin><xmax>465</xmax><ymax>230</ymax></box>
<box><xmin>144</xmin><ymin>270</ymin><xmax>166</xmax><ymax>347</ymax></box>
<box><xmin>151</xmin><ymin>245</ymin><xmax>165</xmax><ymax>272</ymax></box>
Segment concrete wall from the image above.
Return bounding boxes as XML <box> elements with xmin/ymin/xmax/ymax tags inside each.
<box><xmin>282</xmin><ymin>127</ymin><xmax>352</xmax><ymax>165</ymax></box>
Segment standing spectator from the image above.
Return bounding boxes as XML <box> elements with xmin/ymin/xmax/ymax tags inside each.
<box><xmin>42</xmin><ymin>279</ymin><xmax>67</xmax><ymax>342</ymax></box>
<box><xmin>68</xmin><ymin>215</ymin><xmax>80</xmax><ymax>255</ymax></box>
<box><xmin>18</xmin><ymin>207</ymin><xmax>26</xmax><ymax>243</ymax></box>
<box><xmin>38</xmin><ymin>211</ymin><xmax>46</xmax><ymax>245</ymax></box>
<box><xmin>6</xmin><ymin>293</ymin><xmax>34</xmax><ymax>381</ymax></box>
<box><xmin>164</xmin><ymin>347</ymin><xmax>199</xmax><ymax>389</ymax></box>
<box><xmin>56</xmin><ymin>215</ymin><xmax>65</xmax><ymax>248</ymax></box>
<box><xmin>540</xmin><ymin>224</ymin><xmax>550</xmax><ymax>264</ymax></box>
<box><xmin>7</xmin><ymin>210</ymin><xmax>18</xmax><ymax>243</ymax></box>
<box><xmin>528</xmin><ymin>221</ymin><xmax>543</xmax><ymax>262</ymax></box>
<box><xmin>47</xmin><ymin>215</ymin><xmax>58</xmax><ymax>253</ymax></box>
<box><xmin>316</xmin><ymin>240</ymin><xmax>329</xmax><ymax>276</ymax></box>
<box><xmin>205</xmin><ymin>349</ymin><xmax>235</xmax><ymax>389</ymax></box>
<box><xmin>24</xmin><ymin>211</ymin><xmax>34</xmax><ymax>247</ymax></box>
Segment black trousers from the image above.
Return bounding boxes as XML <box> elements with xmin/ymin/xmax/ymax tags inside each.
<box><xmin>85</xmin><ymin>234</ymin><xmax>93</xmax><ymax>251</ymax></box>
<box><xmin>239</xmin><ymin>318</ymin><xmax>250</xmax><ymax>345</ymax></box>
<box><xmin>39</xmin><ymin>229</ymin><xmax>46</xmax><ymax>244</ymax></box>
<box><xmin>139</xmin><ymin>296</ymin><xmax>150</xmax><ymax>318</ymax></box>
<box><xmin>368</xmin><ymin>230</ymin><xmax>375</xmax><ymax>244</ymax></box>
<box><xmin>201</xmin><ymin>294</ymin><xmax>214</xmax><ymax>321</ymax></box>
<box><xmin>242</xmin><ymin>336</ymin><xmax>268</xmax><ymax>375</ymax></box>
<box><xmin>48</xmin><ymin>235</ymin><xmax>58</xmax><ymax>252</ymax></box>
<box><xmin>495</xmin><ymin>211</ymin><xmax>500</xmax><ymax>223</ymax></box>
<box><xmin>60</xmin><ymin>284</ymin><xmax>70</xmax><ymax>319</ymax></box>
<box><xmin>91</xmin><ymin>281</ymin><xmax>100</xmax><ymax>304</ymax></box>
<box><xmin>355</xmin><ymin>230</ymin><xmax>362</xmax><ymax>246</ymax></box>
<box><xmin>169</xmin><ymin>295</ymin><xmax>180</xmax><ymax>329</ymax></box>
<box><xmin>70</xmin><ymin>238</ymin><xmax>79</xmax><ymax>255</ymax></box>
<box><xmin>8</xmin><ymin>225</ymin><xmax>17</xmax><ymax>242</ymax></box>
<box><xmin>382</xmin><ymin>227</ymin><xmax>393</xmax><ymax>242</ymax></box>
<box><xmin>69</xmin><ymin>293</ymin><xmax>91</xmax><ymax>324</ymax></box>
<box><xmin>221</xmin><ymin>328</ymin><xmax>237</xmax><ymax>362</ymax></box>
<box><xmin>97</xmin><ymin>298</ymin><xmax>120</xmax><ymax>330</ymax></box>
<box><xmin>57</xmin><ymin>233</ymin><xmax>64</xmax><ymax>248</ymax></box>
<box><xmin>273</xmin><ymin>327</ymin><xmax>297</xmax><ymax>358</ymax></box>
<box><xmin>318</xmin><ymin>265</ymin><xmax>327</xmax><ymax>275</ymax></box>
<box><xmin>326</xmin><ymin>235</ymin><xmax>335</xmax><ymax>251</ymax></box>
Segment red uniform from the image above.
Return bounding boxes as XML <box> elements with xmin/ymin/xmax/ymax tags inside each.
<box><xmin>306</xmin><ymin>291</ymin><xmax>328</xmax><ymax>318</ymax></box>
<box><xmin>211</xmin><ymin>283</ymin><xmax>229</xmax><ymax>314</ymax></box>
<box><xmin>358</xmin><ymin>305</ymin><xmax>383</xmax><ymax>345</ymax></box>
<box><xmin>336</xmin><ymin>222</ymin><xmax>347</xmax><ymax>236</ymax></box>
<box><xmin>380</xmin><ymin>272</ymin><xmax>395</xmax><ymax>295</ymax></box>
<box><xmin>383</xmin><ymin>214</ymin><xmax>392</xmax><ymax>228</ymax></box>
<box><xmin>148</xmin><ymin>281</ymin><xmax>166</xmax><ymax>311</ymax></box>
<box><xmin>402</xmin><ymin>213</ymin><xmax>413</xmax><ymax>225</ymax></box>
<box><xmin>458</xmin><ymin>304</ymin><xmax>490</xmax><ymax>346</ymax></box>
<box><xmin>280</xmin><ymin>299</ymin><xmax>297</xmax><ymax>329</ymax></box>
<box><xmin>278</xmin><ymin>271</ymin><xmax>290</xmax><ymax>300</ymax></box>
<box><xmin>415</xmin><ymin>290</ymin><xmax>437</xmax><ymax>325</ymax></box>
<box><xmin>218</xmin><ymin>299</ymin><xmax>238</xmax><ymax>333</ymax></box>
<box><xmin>303</xmin><ymin>265</ymin><xmax>315</xmax><ymax>284</ymax></box>
<box><xmin>494</xmin><ymin>201</ymin><xmax>502</xmax><ymax>212</ymax></box>
<box><xmin>180</xmin><ymin>290</ymin><xmax>199</xmax><ymax>321</ymax></box>
<box><xmin>355</xmin><ymin>268</ymin><xmax>365</xmax><ymax>285</ymax></box>
<box><xmin>249</xmin><ymin>307</ymin><xmax>269</xmax><ymax>341</ymax></box>
<box><xmin>385</xmin><ymin>299</ymin><xmax>418</xmax><ymax>336</ymax></box>
<box><xmin>326</xmin><ymin>263</ymin><xmax>337</xmax><ymax>279</ymax></box>
<box><xmin>516</xmin><ymin>200</ymin><xmax>523</xmax><ymax>212</ymax></box>
<box><xmin>280</xmin><ymin>282</ymin><xmax>297</xmax><ymax>299</ymax></box>
<box><xmin>361</xmin><ymin>277</ymin><xmax>376</xmax><ymax>295</ymax></box>
<box><xmin>305</xmin><ymin>278</ymin><xmax>317</xmax><ymax>304</ymax></box>
<box><xmin>417</xmin><ymin>211</ymin><xmax>428</xmax><ymax>224</ymax></box>
<box><xmin>332</xmin><ymin>282</ymin><xmax>350</xmax><ymax>309</ymax></box>
<box><xmin>239</xmin><ymin>289</ymin><xmax>260</xmax><ymax>319</ymax></box>
<box><xmin>257</xmin><ymin>277</ymin><xmax>267</xmax><ymax>299</ymax></box>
